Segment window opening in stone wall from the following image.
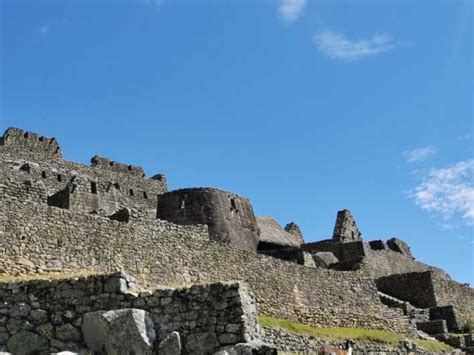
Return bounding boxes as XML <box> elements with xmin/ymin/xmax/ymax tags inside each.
<box><xmin>129</xmin><ymin>189</ymin><xmax>134</xmax><ymax>196</ymax></box>
<box><xmin>143</xmin><ymin>191</ymin><xmax>148</xmax><ymax>199</ymax></box>
<box><xmin>41</xmin><ymin>171</ymin><xmax>47</xmax><ymax>178</ymax></box>
<box><xmin>109</xmin><ymin>162</ymin><xmax>114</xmax><ymax>166</ymax></box>
<box><xmin>23</xmin><ymin>132</ymin><xmax>29</xmax><ymax>138</ymax></box>
<box><xmin>57</xmin><ymin>174</ymin><xmax>62</xmax><ymax>182</ymax></box>
<box><xmin>39</xmin><ymin>136</ymin><xmax>45</xmax><ymax>142</ymax></box>
<box><xmin>91</xmin><ymin>182</ymin><xmax>98</xmax><ymax>194</ymax></box>
<box><xmin>229</xmin><ymin>197</ymin><xmax>238</xmax><ymax>213</ymax></box>
<box><xmin>128</xmin><ymin>165</ymin><xmax>132</xmax><ymax>171</ymax></box>
<box><xmin>114</xmin><ymin>183</ymin><xmax>120</xmax><ymax>190</ymax></box>
<box><xmin>180</xmin><ymin>199</ymin><xmax>185</xmax><ymax>209</ymax></box>
<box><xmin>20</xmin><ymin>164</ymin><xmax>31</xmax><ymax>173</ymax></box>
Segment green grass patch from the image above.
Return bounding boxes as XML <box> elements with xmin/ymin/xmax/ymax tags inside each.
<box><xmin>0</xmin><ymin>270</ymin><xmax>100</xmax><ymax>283</ymax></box>
<box><xmin>258</xmin><ymin>316</ymin><xmax>452</xmax><ymax>352</ymax></box>
<box><xmin>413</xmin><ymin>339</ymin><xmax>453</xmax><ymax>352</ymax></box>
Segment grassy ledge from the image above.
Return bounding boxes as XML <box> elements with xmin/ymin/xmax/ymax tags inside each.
<box><xmin>258</xmin><ymin>316</ymin><xmax>452</xmax><ymax>353</ymax></box>
<box><xmin>0</xmin><ymin>270</ymin><xmax>100</xmax><ymax>283</ymax></box>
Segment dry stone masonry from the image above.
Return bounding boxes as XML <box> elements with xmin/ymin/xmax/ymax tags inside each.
<box><xmin>0</xmin><ymin>273</ymin><xmax>266</xmax><ymax>354</ymax></box>
<box><xmin>0</xmin><ymin>127</ymin><xmax>473</xmax><ymax>354</ymax></box>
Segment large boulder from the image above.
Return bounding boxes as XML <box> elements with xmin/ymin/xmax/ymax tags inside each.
<box><xmin>312</xmin><ymin>252</ymin><xmax>338</xmax><ymax>268</ymax></box>
<box><xmin>81</xmin><ymin>309</ymin><xmax>156</xmax><ymax>354</ymax></box>
<box><xmin>6</xmin><ymin>330</ymin><xmax>49</xmax><ymax>354</ymax></box>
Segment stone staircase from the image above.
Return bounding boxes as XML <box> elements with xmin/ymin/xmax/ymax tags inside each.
<box><xmin>378</xmin><ymin>291</ymin><xmax>474</xmax><ymax>354</ymax></box>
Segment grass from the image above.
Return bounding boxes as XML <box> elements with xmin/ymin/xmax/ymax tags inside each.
<box><xmin>0</xmin><ymin>270</ymin><xmax>101</xmax><ymax>283</ymax></box>
<box><xmin>259</xmin><ymin>316</ymin><xmax>453</xmax><ymax>352</ymax></box>
<box><xmin>413</xmin><ymin>339</ymin><xmax>454</xmax><ymax>352</ymax></box>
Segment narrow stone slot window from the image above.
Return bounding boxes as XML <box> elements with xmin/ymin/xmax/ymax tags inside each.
<box><xmin>180</xmin><ymin>200</ymin><xmax>185</xmax><ymax>209</ymax></box>
<box><xmin>230</xmin><ymin>198</ymin><xmax>237</xmax><ymax>210</ymax></box>
<box><xmin>41</xmin><ymin>171</ymin><xmax>47</xmax><ymax>178</ymax></box>
<box><xmin>91</xmin><ymin>182</ymin><xmax>98</xmax><ymax>194</ymax></box>
<box><xmin>57</xmin><ymin>174</ymin><xmax>62</xmax><ymax>182</ymax></box>
<box><xmin>114</xmin><ymin>183</ymin><xmax>120</xmax><ymax>190</ymax></box>
<box><xmin>143</xmin><ymin>191</ymin><xmax>148</xmax><ymax>199</ymax></box>
<box><xmin>129</xmin><ymin>189</ymin><xmax>134</xmax><ymax>196</ymax></box>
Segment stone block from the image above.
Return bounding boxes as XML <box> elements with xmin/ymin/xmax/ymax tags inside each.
<box><xmin>6</xmin><ymin>330</ymin><xmax>48</xmax><ymax>354</ymax></box>
<box><xmin>185</xmin><ymin>332</ymin><xmax>219</xmax><ymax>354</ymax></box>
<box><xmin>82</xmin><ymin>309</ymin><xmax>156</xmax><ymax>354</ymax></box>
<box><xmin>158</xmin><ymin>331</ymin><xmax>181</xmax><ymax>355</ymax></box>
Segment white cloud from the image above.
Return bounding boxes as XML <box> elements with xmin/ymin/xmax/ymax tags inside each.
<box><xmin>278</xmin><ymin>0</ymin><xmax>306</xmax><ymax>23</ymax></box>
<box><xmin>403</xmin><ymin>145</ymin><xmax>438</xmax><ymax>163</ymax></box>
<box><xmin>314</xmin><ymin>30</ymin><xmax>397</xmax><ymax>61</ymax></box>
<box><xmin>39</xmin><ymin>25</ymin><xmax>49</xmax><ymax>35</ymax></box>
<box><xmin>409</xmin><ymin>160</ymin><xmax>474</xmax><ymax>226</ymax></box>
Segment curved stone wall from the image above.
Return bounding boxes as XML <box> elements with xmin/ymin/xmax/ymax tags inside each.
<box><xmin>157</xmin><ymin>188</ymin><xmax>260</xmax><ymax>252</ymax></box>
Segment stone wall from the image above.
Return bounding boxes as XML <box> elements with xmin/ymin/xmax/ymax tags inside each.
<box><xmin>364</xmin><ymin>246</ymin><xmax>432</xmax><ymax>279</ymax></box>
<box><xmin>0</xmin><ymin>273</ymin><xmax>259</xmax><ymax>354</ymax></box>
<box><xmin>302</xmin><ymin>240</ymin><xmax>366</xmax><ymax>265</ymax></box>
<box><xmin>430</xmin><ymin>306</ymin><xmax>459</xmax><ymax>332</ymax></box>
<box><xmin>91</xmin><ymin>155</ymin><xmax>146</xmax><ymax>177</ymax></box>
<box><xmin>0</xmin><ymin>150</ymin><xmax>167</xmax><ymax>216</ymax></box>
<box><xmin>0</xmin><ymin>194</ymin><xmax>409</xmax><ymax>333</ymax></box>
<box><xmin>332</xmin><ymin>209</ymin><xmax>361</xmax><ymax>243</ymax></box>
<box><xmin>261</xmin><ymin>327</ymin><xmax>422</xmax><ymax>354</ymax></box>
<box><xmin>431</xmin><ymin>272</ymin><xmax>474</xmax><ymax>328</ymax></box>
<box><xmin>156</xmin><ymin>188</ymin><xmax>260</xmax><ymax>252</ymax></box>
<box><xmin>375</xmin><ymin>272</ymin><xmax>437</xmax><ymax>308</ymax></box>
<box><xmin>375</xmin><ymin>271</ymin><xmax>474</xmax><ymax>329</ymax></box>
<box><xmin>0</xmin><ymin>127</ymin><xmax>63</xmax><ymax>159</ymax></box>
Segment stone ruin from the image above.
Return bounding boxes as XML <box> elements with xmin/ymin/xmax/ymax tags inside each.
<box><xmin>0</xmin><ymin>127</ymin><xmax>473</xmax><ymax>354</ymax></box>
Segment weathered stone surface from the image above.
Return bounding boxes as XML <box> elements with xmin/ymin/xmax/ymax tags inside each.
<box><xmin>36</xmin><ymin>322</ymin><xmax>54</xmax><ymax>339</ymax></box>
<box><xmin>103</xmin><ymin>275</ymin><xmax>128</xmax><ymax>293</ymax></box>
<box><xmin>56</xmin><ymin>323</ymin><xmax>82</xmax><ymax>342</ymax></box>
<box><xmin>28</xmin><ymin>309</ymin><xmax>48</xmax><ymax>323</ymax></box>
<box><xmin>158</xmin><ymin>331</ymin><xmax>181</xmax><ymax>355</ymax></box>
<box><xmin>387</xmin><ymin>238</ymin><xmax>413</xmax><ymax>258</ymax></box>
<box><xmin>157</xmin><ymin>188</ymin><xmax>260</xmax><ymax>252</ymax></box>
<box><xmin>332</xmin><ymin>209</ymin><xmax>361</xmax><ymax>243</ymax></box>
<box><xmin>9</xmin><ymin>302</ymin><xmax>31</xmax><ymax>318</ymax></box>
<box><xmin>185</xmin><ymin>332</ymin><xmax>219</xmax><ymax>354</ymax></box>
<box><xmin>6</xmin><ymin>318</ymin><xmax>33</xmax><ymax>334</ymax></box>
<box><xmin>0</xmin><ymin>125</ymin><xmax>473</xmax><ymax>349</ymax></box>
<box><xmin>0</xmin><ymin>332</ymin><xmax>8</xmax><ymax>345</ymax></box>
<box><xmin>312</xmin><ymin>252</ymin><xmax>338</xmax><ymax>268</ymax></box>
<box><xmin>284</xmin><ymin>222</ymin><xmax>304</xmax><ymax>244</ymax></box>
<box><xmin>6</xmin><ymin>330</ymin><xmax>48</xmax><ymax>354</ymax></box>
<box><xmin>82</xmin><ymin>309</ymin><xmax>155</xmax><ymax>354</ymax></box>
<box><xmin>215</xmin><ymin>340</ymin><xmax>277</xmax><ymax>355</ymax></box>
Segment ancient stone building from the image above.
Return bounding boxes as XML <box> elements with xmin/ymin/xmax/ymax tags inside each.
<box><xmin>332</xmin><ymin>209</ymin><xmax>361</xmax><ymax>243</ymax></box>
<box><xmin>156</xmin><ymin>188</ymin><xmax>260</xmax><ymax>252</ymax></box>
<box><xmin>0</xmin><ymin>127</ymin><xmax>473</xmax><ymax>354</ymax></box>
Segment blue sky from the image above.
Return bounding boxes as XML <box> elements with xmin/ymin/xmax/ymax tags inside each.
<box><xmin>1</xmin><ymin>0</ymin><xmax>473</xmax><ymax>283</ymax></box>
